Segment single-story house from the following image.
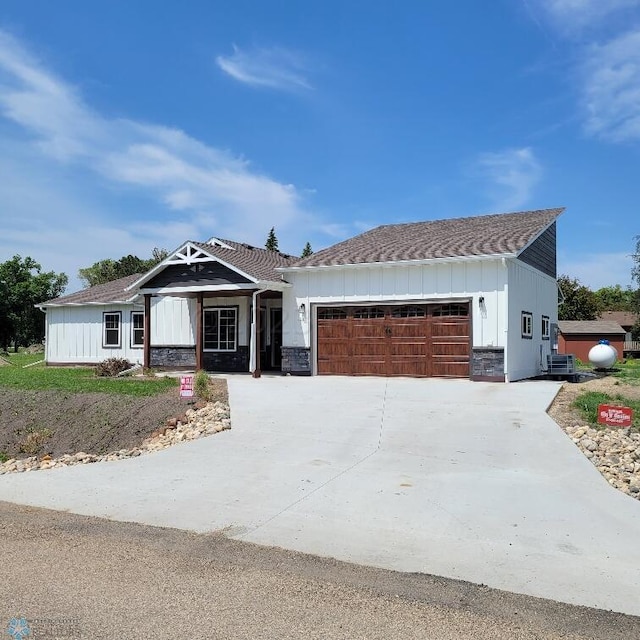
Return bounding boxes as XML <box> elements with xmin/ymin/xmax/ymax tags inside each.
<box><xmin>557</xmin><ymin>320</ymin><xmax>625</xmax><ymax>362</ymax></box>
<box><xmin>39</xmin><ymin>207</ymin><xmax>564</xmax><ymax>382</ymax></box>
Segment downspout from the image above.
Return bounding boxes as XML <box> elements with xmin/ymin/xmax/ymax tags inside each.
<box><xmin>250</xmin><ymin>289</ymin><xmax>269</xmax><ymax>376</ymax></box>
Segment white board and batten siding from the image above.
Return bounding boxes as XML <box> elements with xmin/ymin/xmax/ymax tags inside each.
<box><xmin>282</xmin><ymin>258</ymin><xmax>509</xmax><ymax>360</ymax></box>
<box><xmin>45</xmin><ymin>304</ymin><xmax>145</xmax><ymax>364</ymax></box>
<box><xmin>150</xmin><ymin>296</ymin><xmax>253</xmax><ymax>348</ymax></box>
<box><xmin>506</xmin><ymin>259</ymin><xmax>558</xmax><ymax>382</ymax></box>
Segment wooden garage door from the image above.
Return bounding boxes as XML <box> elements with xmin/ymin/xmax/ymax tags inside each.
<box><xmin>317</xmin><ymin>303</ymin><xmax>470</xmax><ymax>377</ymax></box>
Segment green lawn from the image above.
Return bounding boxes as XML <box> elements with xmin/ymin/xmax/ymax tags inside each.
<box><xmin>0</xmin><ymin>362</ymin><xmax>177</xmax><ymax>396</ymax></box>
<box><xmin>613</xmin><ymin>358</ymin><xmax>640</xmax><ymax>385</ymax></box>
<box><xmin>2</xmin><ymin>352</ymin><xmax>45</xmax><ymax>367</ymax></box>
<box><xmin>573</xmin><ymin>390</ymin><xmax>640</xmax><ymax>430</ymax></box>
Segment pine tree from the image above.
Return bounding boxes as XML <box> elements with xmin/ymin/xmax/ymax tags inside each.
<box><xmin>265</xmin><ymin>227</ymin><xmax>279</xmax><ymax>252</ymax></box>
<box><xmin>301</xmin><ymin>242</ymin><xmax>313</xmax><ymax>258</ymax></box>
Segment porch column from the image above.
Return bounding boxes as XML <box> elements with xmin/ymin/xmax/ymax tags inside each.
<box><xmin>196</xmin><ymin>292</ymin><xmax>203</xmax><ymax>371</ymax></box>
<box><xmin>253</xmin><ymin>291</ymin><xmax>262</xmax><ymax>378</ymax></box>
<box><xmin>143</xmin><ymin>294</ymin><xmax>151</xmax><ymax>370</ymax></box>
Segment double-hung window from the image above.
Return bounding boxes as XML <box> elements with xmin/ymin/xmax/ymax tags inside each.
<box><xmin>131</xmin><ymin>311</ymin><xmax>144</xmax><ymax>347</ymax></box>
<box><xmin>521</xmin><ymin>311</ymin><xmax>533</xmax><ymax>339</ymax></box>
<box><xmin>103</xmin><ymin>312</ymin><xmax>121</xmax><ymax>348</ymax></box>
<box><xmin>541</xmin><ymin>315</ymin><xmax>550</xmax><ymax>340</ymax></box>
<box><xmin>203</xmin><ymin>307</ymin><xmax>237</xmax><ymax>351</ymax></box>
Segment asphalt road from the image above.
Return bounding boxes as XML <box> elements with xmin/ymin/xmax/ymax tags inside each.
<box><xmin>0</xmin><ymin>502</ymin><xmax>637</xmax><ymax>640</ymax></box>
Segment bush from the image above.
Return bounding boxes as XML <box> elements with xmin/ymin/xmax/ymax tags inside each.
<box><xmin>95</xmin><ymin>358</ymin><xmax>132</xmax><ymax>377</ymax></box>
<box><xmin>194</xmin><ymin>370</ymin><xmax>211</xmax><ymax>402</ymax></box>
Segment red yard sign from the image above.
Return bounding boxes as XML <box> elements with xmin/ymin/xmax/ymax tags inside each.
<box><xmin>179</xmin><ymin>375</ymin><xmax>194</xmax><ymax>398</ymax></box>
<box><xmin>597</xmin><ymin>404</ymin><xmax>633</xmax><ymax>428</ymax></box>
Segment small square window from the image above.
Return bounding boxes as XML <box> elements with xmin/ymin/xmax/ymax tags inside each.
<box><xmin>542</xmin><ymin>315</ymin><xmax>550</xmax><ymax>340</ymax></box>
<box><xmin>103</xmin><ymin>312</ymin><xmax>121</xmax><ymax>348</ymax></box>
<box><xmin>521</xmin><ymin>311</ymin><xmax>533</xmax><ymax>339</ymax></box>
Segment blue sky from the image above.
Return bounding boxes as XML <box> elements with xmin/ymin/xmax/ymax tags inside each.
<box><xmin>0</xmin><ymin>0</ymin><xmax>639</xmax><ymax>293</ymax></box>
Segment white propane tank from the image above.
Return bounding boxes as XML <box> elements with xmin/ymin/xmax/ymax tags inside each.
<box><xmin>588</xmin><ymin>340</ymin><xmax>618</xmax><ymax>369</ymax></box>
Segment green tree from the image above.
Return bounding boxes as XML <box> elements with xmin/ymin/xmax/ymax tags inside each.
<box><xmin>593</xmin><ymin>284</ymin><xmax>635</xmax><ymax>311</ymax></box>
<box><xmin>0</xmin><ymin>256</ymin><xmax>68</xmax><ymax>352</ymax></box>
<box><xmin>557</xmin><ymin>274</ymin><xmax>602</xmax><ymax>321</ymax></box>
<box><xmin>265</xmin><ymin>227</ymin><xmax>279</xmax><ymax>252</ymax></box>
<box><xmin>301</xmin><ymin>242</ymin><xmax>313</xmax><ymax>258</ymax></box>
<box><xmin>78</xmin><ymin>248</ymin><xmax>168</xmax><ymax>287</ymax></box>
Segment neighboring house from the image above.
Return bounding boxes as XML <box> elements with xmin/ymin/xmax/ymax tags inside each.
<box><xmin>557</xmin><ymin>321</ymin><xmax>625</xmax><ymax>362</ymax></box>
<box><xmin>598</xmin><ymin>311</ymin><xmax>639</xmax><ymax>353</ymax></box>
<box><xmin>39</xmin><ymin>207</ymin><xmax>564</xmax><ymax>382</ymax></box>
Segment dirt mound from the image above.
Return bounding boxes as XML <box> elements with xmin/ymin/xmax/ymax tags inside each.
<box><xmin>0</xmin><ymin>379</ymin><xmax>227</xmax><ymax>459</ymax></box>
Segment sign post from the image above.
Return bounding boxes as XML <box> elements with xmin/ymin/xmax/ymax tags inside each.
<box><xmin>597</xmin><ymin>404</ymin><xmax>633</xmax><ymax>428</ymax></box>
<box><xmin>179</xmin><ymin>375</ymin><xmax>194</xmax><ymax>399</ymax></box>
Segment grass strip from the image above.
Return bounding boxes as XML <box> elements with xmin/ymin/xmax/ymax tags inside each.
<box><xmin>0</xmin><ymin>366</ymin><xmax>177</xmax><ymax>397</ymax></box>
<box><xmin>573</xmin><ymin>390</ymin><xmax>640</xmax><ymax>430</ymax></box>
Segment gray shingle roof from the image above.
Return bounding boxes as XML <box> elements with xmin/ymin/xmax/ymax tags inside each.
<box><xmin>558</xmin><ymin>321</ymin><xmax>625</xmax><ymax>335</ymax></box>
<box><xmin>598</xmin><ymin>311</ymin><xmax>638</xmax><ymax>328</ymax></box>
<box><xmin>190</xmin><ymin>240</ymin><xmax>296</xmax><ymax>282</ymax></box>
<box><xmin>288</xmin><ymin>208</ymin><xmax>564</xmax><ymax>268</ymax></box>
<box><xmin>40</xmin><ymin>273</ymin><xmax>142</xmax><ymax>306</ymax></box>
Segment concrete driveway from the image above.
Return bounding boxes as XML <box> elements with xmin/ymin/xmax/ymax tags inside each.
<box><xmin>1</xmin><ymin>376</ymin><xmax>640</xmax><ymax>616</ymax></box>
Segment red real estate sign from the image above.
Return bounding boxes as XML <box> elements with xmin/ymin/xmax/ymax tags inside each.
<box><xmin>179</xmin><ymin>375</ymin><xmax>194</xmax><ymax>398</ymax></box>
<box><xmin>597</xmin><ymin>404</ymin><xmax>633</xmax><ymax>427</ymax></box>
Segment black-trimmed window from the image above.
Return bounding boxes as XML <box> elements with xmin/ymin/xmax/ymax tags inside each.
<box><xmin>103</xmin><ymin>312</ymin><xmax>121</xmax><ymax>348</ymax></box>
<box><xmin>131</xmin><ymin>311</ymin><xmax>144</xmax><ymax>347</ymax></box>
<box><xmin>204</xmin><ymin>307</ymin><xmax>237</xmax><ymax>351</ymax></box>
<box><xmin>542</xmin><ymin>315</ymin><xmax>550</xmax><ymax>340</ymax></box>
<box><xmin>521</xmin><ymin>311</ymin><xmax>533</xmax><ymax>339</ymax></box>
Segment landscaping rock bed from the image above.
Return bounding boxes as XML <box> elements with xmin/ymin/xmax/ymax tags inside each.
<box><xmin>563</xmin><ymin>424</ymin><xmax>640</xmax><ymax>497</ymax></box>
<box><xmin>0</xmin><ymin>400</ymin><xmax>230</xmax><ymax>474</ymax></box>
<box><xmin>549</xmin><ymin>375</ymin><xmax>640</xmax><ymax>501</ymax></box>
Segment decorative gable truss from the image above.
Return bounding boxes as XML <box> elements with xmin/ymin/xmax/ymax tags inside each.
<box><xmin>166</xmin><ymin>242</ymin><xmax>220</xmax><ymax>266</ymax></box>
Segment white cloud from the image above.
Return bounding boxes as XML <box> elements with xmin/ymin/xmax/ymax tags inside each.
<box><xmin>533</xmin><ymin>1</ymin><xmax>640</xmax><ymax>143</ymax></box>
<box><xmin>539</xmin><ymin>0</ymin><xmax>640</xmax><ymax>33</ymax></box>
<box><xmin>558</xmin><ymin>250</ymin><xmax>635</xmax><ymax>289</ymax></box>
<box><xmin>472</xmin><ymin>147</ymin><xmax>542</xmax><ymax>211</ymax></box>
<box><xmin>0</xmin><ymin>29</ymin><xmax>322</xmax><ymax>291</ymax></box>
<box><xmin>216</xmin><ymin>45</ymin><xmax>312</xmax><ymax>91</ymax></box>
<box><xmin>582</xmin><ymin>28</ymin><xmax>640</xmax><ymax>141</ymax></box>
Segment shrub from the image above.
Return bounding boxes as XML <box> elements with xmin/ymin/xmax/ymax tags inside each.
<box><xmin>95</xmin><ymin>358</ymin><xmax>132</xmax><ymax>377</ymax></box>
<box><xmin>194</xmin><ymin>370</ymin><xmax>211</xmax><ymax>402</ymax></box>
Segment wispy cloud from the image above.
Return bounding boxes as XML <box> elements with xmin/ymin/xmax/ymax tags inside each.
<box><xmin>582</xmin><ymin>28</ymin><xmax>640</xmax><ymax>142</ymax></box>
<box><xmin>539</xmin><ymin>0</ymin><xmax>640</xmax><ymax>33</ymax></box>
<box><xmin>216</xmin><ymin>45</ymin><xmax>312</xmax><ymax>91</ymax></box>
<box><xmin>472</xmin><ymin>147</ymin><xmax>542</xmax><ymax>211</ymax></box>
<box><xmin>558</xmin><ymin>250</ymin><xmax>635</xmax><ymax>288</ymax></box>
<box><xmin>534</xmin><ymin>1</ymin><xmax>640</xmax><ymax>143</ymax></box>
<box><xmin>0</xmin><ymin>29</ymin><xmax>319</xmax><ymax>289</ymax></box>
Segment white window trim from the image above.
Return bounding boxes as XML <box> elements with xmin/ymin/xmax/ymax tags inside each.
<box><xmin>542</xmin><ymin>315</ymin><xmax>550</xmax><ymax>340</ymax></box>
<box><xmin>521</xmin><ymin>311</ymin><xmax>533</xmax><ymax>340</ymax></box>
<box><xmin>203</xmin><ymin>307</ymin><xmax>238</xmax><ymax>352</ymax></box>
<box><xmin>131</xmin><ymin>311</ymin><xmax>144</xmax><ymax>348</ymax></box>
<box><xmin>103</xmin><ymin>311</ymin><xmax>122</xmax><ymax>348</ymax></box>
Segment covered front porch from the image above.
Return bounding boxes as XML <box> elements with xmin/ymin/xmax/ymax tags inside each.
<box><xmin>124</xmin><ymin>239</ymin><xmax>294</xmax><ymax>377</ymax></box>
<box><xmin>141</xmin><ymin>289</ymin><xmax>284</xmax><ymax>376</ymax></box>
